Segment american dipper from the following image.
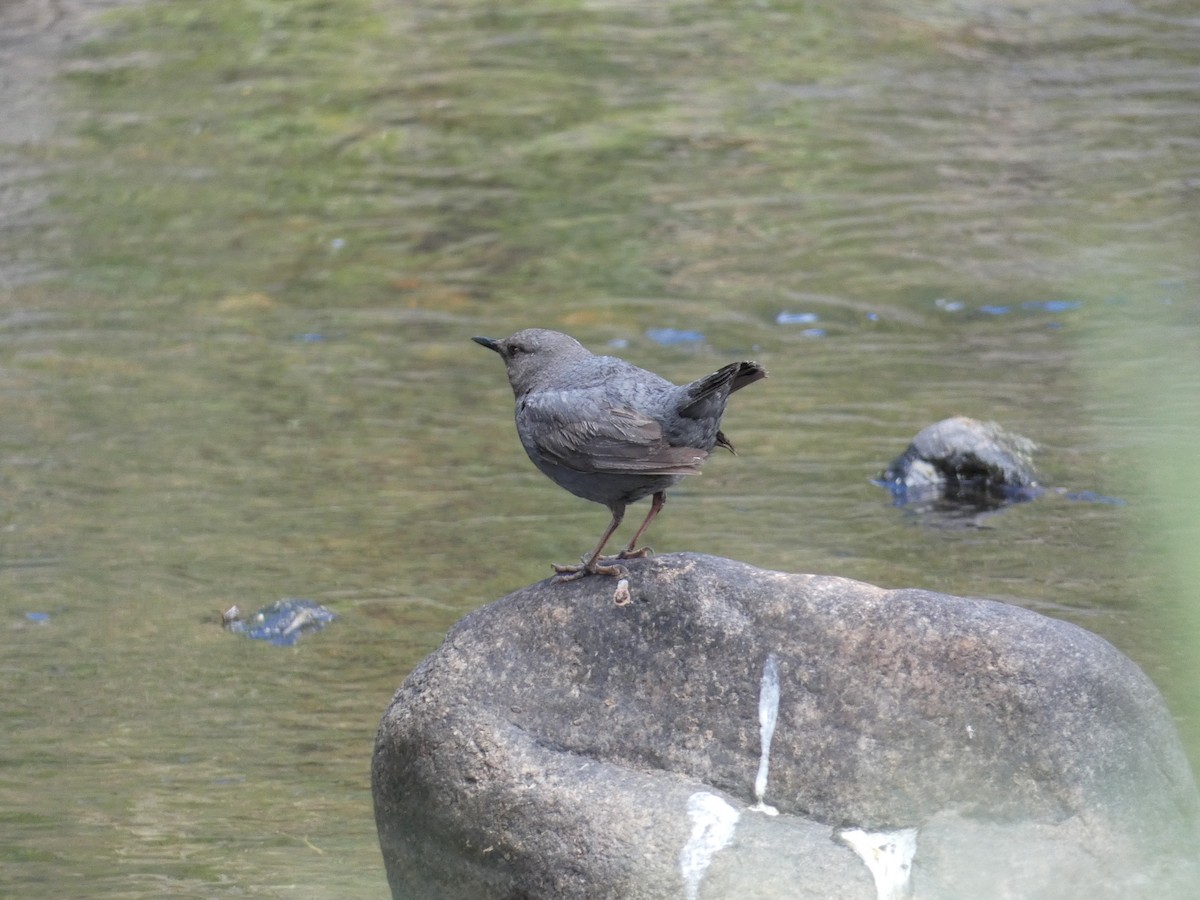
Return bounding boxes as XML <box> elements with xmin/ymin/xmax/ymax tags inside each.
<box><xmin>473</xmin><ymin>329</ymin><xmax>766</xmax><ymax>580</ymax></box>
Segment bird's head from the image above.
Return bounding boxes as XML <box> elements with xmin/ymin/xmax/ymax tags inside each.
<box><xmin>473</xmin><ymin>329</ymin><xmax>591</xmax><ymax>397</ymax></box>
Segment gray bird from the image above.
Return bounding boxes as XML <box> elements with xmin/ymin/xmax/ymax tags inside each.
<box><xmin>473</xmin><ymin>329</ymin><xmax>766</xmax><ymax>580</ymax></box>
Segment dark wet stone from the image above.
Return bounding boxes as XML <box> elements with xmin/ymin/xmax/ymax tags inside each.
<box><xmin>372</xmin><ymin>554</ymin><xmax>1199</xmax><ymax>899</ymax></box>
<box><xmin>877</xmin><ymin>416</ymin><xmax>1039</xmax><ymax>511</ymax></box>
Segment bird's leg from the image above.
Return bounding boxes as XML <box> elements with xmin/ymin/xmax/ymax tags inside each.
<box><xmin>616</xmin><ymin>491</ymin><xmax>666</xmax><ymax>560</ymax></box>
<box><xmin>553</xmin><ymin>504</ymin><xmax>628</xmax><ymax>581</ymax></box>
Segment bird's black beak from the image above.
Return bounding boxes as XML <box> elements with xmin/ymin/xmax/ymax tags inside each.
<box><xmin>473</xmin><ymin>336</ymin><xmax>503</xmax><ymax>354</ymax></box>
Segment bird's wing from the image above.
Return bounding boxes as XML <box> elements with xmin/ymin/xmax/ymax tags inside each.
<box><xmin>520</xmin><ymin>396</ymin><xmax>708</xmax><ymax>476</ymax></box>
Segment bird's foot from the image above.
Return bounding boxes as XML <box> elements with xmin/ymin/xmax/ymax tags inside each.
<box><xmin>617</xmin><ymin>545</ymin><xmax>654</xmax><ymax>560</ymax></box>
<box><xmin>552</xmin><ymin>558</ymin><xmax>629</xmax><ymax>582</ymax></box>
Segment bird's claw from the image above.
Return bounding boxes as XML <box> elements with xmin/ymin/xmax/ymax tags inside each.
<box><xmin>617</xmin><ymin>545</ymin><xmax>654</xmax><ymax>560</ymax></box>
<box><xmin>552</xmin><ymin>559</ymin><xmax>630</xmax><ymax>582</ymax></box>
<box><xmin>596</xmin><ymin>546</ymin><xmax>653</xmax><ymax>565</ymax></box>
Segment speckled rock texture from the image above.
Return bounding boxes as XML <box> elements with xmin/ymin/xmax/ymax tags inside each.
<box><xmin>373</xmin><ymin>553</ymin><xmax>1198</xmax><ymax>899</ymax></box>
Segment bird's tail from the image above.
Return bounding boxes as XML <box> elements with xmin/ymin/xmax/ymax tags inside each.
<box><xmin>728</xmin><ymin>360</ymin><xmax>767</xmax><ymax>394</ymax></box>
<box><xmin>682</xmin><ymin>361</ymin><xmax>767</xmax><ymax>410</ymax></box>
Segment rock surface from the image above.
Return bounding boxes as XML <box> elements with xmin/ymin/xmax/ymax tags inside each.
<box><xmin>877</xmin><ymin>416</ymin><xmax>1039</xmax><ymax>509</ymax></box>
<box><xmin>372</xmin><ymin>554</ymin><xmax>1199</xmax><ymax>899</ymax></box>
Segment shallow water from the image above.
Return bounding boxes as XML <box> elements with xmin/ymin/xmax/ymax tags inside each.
<box><xmin>1</xmin><ymin>0</ymin><xmax>1198</xmax><ymax>896</ymax></box>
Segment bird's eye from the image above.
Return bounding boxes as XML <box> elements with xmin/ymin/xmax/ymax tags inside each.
<box><xmin>507</xmin><ymin>344</ymin><xmax>525</xmax><ymax>357</ymax></box>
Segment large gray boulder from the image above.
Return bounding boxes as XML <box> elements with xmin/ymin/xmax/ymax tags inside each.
<box><xmin>372</xmin><ymin>554</ymin><xmax>1199</xmax><ymax>899</ymax></box>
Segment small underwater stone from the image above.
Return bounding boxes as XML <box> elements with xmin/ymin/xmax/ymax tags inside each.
<box><xmin>1022</xmin><ymin>300</ymin><xmax>1081</xmax><ymax>313</ymax></box>
<box><xmin>223</xmin><ymin>598</ymin><xmax>335</xmax><ymax>646</ymax></box>
<box><xmin>974</xmin><ymin>300</ymin><xmax>1081</xmax><ymax>317</ymax></box>
<box><xmin>775</xmin><ymin>311</ymin><xmax>819</xmax><ymax>325</ymax></box>
<box><xmin>645</xmin><ymin>327</ymin><xmax>705</xmax><ymax>346</ymax></box>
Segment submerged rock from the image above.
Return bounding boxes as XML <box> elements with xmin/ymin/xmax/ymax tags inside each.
<box><xmin>877</xmin><ymin>416</ymin><xmax>1040</xmax><ymax>513</ymax></box>
<box><xmin>645</xmin><ymin>327</ymin><xmax>706</xmax><ymax>346</ymax></box>
<box><xmin>222</xmin><ymin>598</ymin><xmax>334</xmax><ymax>646</ymax></box>
<box><xmin>372</xmin><ymin>554</ymin><xmax>1198</xmax><ymax>899</ymax></box>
